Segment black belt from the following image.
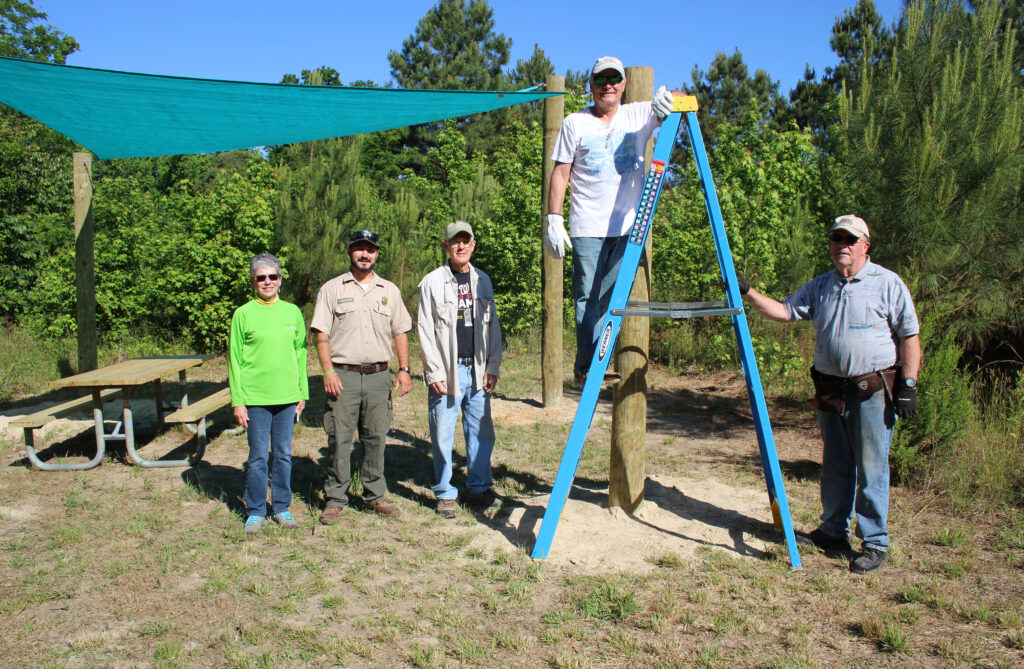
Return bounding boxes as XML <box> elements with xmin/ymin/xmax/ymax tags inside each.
<box><xmin>458</xmin><ymin>357</ymin><xmax>473</xmax><ymax>366</ymax></box>
<box><xmin>336</xmin><ymin>362</ymin><xmax>388</xmax><ymax>374</ymax></box>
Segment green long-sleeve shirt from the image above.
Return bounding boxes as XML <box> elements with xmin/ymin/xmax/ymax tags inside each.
<box><xmin>228</xmin><ymin>299</ymin><xmax>309</xmax><ymax>407</ymax></box>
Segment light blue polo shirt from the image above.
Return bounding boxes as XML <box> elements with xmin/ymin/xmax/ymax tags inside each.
<box><xmin>784</xmin><ymin>258</ymin><xmax>919</xmax><ymax>378</ymax></box>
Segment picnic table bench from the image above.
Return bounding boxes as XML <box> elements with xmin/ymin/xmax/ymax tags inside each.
<box><xmin>162</xmin><ymin>387</ymin><xmax>234</xmax><ymax>463</ymax></box>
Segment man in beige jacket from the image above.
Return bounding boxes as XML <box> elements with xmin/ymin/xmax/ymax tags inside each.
<box><xmin>417</xmin><ymin>221</ymin><xmax>502</xmax><ymax>518</ymax></box>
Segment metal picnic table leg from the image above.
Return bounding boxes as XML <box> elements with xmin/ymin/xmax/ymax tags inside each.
<box><xmin>20</xmin><ymin>389</ymin><xmax>108</xmax><ymax>471</ymax></box>
<box><xmin>124</xmin><ymin>375</ymin><xmax>204</xmax><ymax>468</ymax></box>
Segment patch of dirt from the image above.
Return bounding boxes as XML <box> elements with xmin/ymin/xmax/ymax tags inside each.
<box><xmin>473</xmin><ymin>474</ymin><xmax>775</xmax><ymax>571</ymax></box>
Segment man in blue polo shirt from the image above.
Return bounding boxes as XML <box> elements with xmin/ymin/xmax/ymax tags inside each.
<box><xmin>739</xmin><ymin>215</ymin><xmax>921</xmax><ymax>573</ymax></box>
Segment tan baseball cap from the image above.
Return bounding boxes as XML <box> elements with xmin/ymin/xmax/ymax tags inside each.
<box><xmin>830</xmin><ymin>214</ymin><xmax>870</xmax><ymax>239</ymax></box>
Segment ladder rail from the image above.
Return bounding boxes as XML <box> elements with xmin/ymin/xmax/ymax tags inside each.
<box><xmin>684</xmin><ymin>111</ymin><xmax>801</xmax><ymax>568</ymax></box>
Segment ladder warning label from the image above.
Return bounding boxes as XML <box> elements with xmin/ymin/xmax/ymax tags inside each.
<box><xmin>629</xmin><ymin>160</ymin><xmax>666</xmax><ymax>246</ymax></box>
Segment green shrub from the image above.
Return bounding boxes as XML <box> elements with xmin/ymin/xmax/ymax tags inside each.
<box><xmin>891</xmin><ymin>315</ymin><xmax>973</xmax><ymax>482</ymax></box>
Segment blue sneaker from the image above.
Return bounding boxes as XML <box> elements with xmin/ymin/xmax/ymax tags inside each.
<box><xmin>272</xmin><ymin>510</ymin><xmax>298</xmax><ymax>529</ymax></box>
<box><xmin>244</xmin><ymin>515</ymin><xmax>266</xmax><ymax>535</ymax></box>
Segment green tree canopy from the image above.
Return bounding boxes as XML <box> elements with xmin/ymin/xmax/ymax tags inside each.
<box><xmin>836</xmin><ymin>0</ymin><xmax>1024</xmax><ymax>345</ymax></box>
<box><xmin>689</xmin><ymin>49</ymin><xmax>789</xmax><ymax>138</ymax></box>
<box><xmin>0</xmin><ymin>0</ymin><xmax>77</xmax><ymax>63</ymax></box>
<box><xmin>388</xmin><ymin>0</ymin><xmax>510</xmax><ymax>90</ymax></box>
<box><xmin>387</xmin><ymin>0</ymin><xmax>514</xmax><ymax>165</ymax></box>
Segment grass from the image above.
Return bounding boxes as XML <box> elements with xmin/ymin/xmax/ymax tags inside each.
<box><xmin>1</xmin><ymin>334</ymin><xmax>1023</xmax><ymax>667</ymax></box>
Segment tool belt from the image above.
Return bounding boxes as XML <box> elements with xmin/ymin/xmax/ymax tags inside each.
<box><xmin>809</xmin><ymin>366</ymin><xmax>898</xmax><ymax>415</ymax></box>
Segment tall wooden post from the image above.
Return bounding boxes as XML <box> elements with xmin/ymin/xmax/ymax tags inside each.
<box><xmin>609</xmin><ymin>66</ymin><xmax>654</xmax><ymax>511</ymax></box>
<box><xmin>73</xmin><ymin>152</ymin><xmax>98</xmax><ymax>372</ymax></box>
<box><xmin>541</xmin><ymin>75</ymin><xmax>565</xmax><ymax>408</ymax></box>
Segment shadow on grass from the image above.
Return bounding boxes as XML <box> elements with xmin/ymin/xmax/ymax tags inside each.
<box><xmin>181</xmin><ymin>453</ymin><xmax>325</xmax><ymax>518</ymax></box>
<box><xmin>719</xmin><ymin>451</ymin><xmax>822</xmax><ymax>483</ymax></box>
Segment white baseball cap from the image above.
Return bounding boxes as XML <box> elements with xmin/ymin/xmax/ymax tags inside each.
<box><xmin>591</xmin><ymin>56</ymin><xmax>625</xmax><ymax>79</ymax></box>
<box><xmin>830</xmin><ymin>214</ymin><xmax>870</xmax><ymax>239</ymax></box>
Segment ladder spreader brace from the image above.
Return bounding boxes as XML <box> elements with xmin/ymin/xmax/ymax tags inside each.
<box><xmin>531</xmin><ymin>95</ymin><xmax>802</xmax><ymax>569</ymax></box>
<box><xmin>612</xmin><ymin>300</ymin><xmax>742</xmax><ymax>320</ymax></box>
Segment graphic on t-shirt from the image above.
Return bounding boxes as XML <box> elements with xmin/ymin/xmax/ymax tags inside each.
<box><xmin>454</xmin><ymin>270</ymin><xmax>474</xmax><ymax>359</ymax></box>
<box><xmin>457</xmin><ymin>279</ymin><xmax>473</xmax><ymax>328</ymax></box>
<box><xmin>581</xmin><ymin>129</ymin><xmax>642</xmax><ymax>177</ymax></box>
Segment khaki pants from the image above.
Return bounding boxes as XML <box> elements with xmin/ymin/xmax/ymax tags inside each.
<box><xmin>322</xmin><ymin>368</ymin><xmax>393</xmax><ymax>506</ymax></box>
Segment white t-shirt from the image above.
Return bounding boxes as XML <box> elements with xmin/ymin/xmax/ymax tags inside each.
<box><xmin>551</xmin><ymin>101</ymin><xmax>659</xmax><ymax>238</ymax></box>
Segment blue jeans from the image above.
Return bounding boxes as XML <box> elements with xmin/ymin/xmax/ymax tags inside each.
<box><xmin>572</xmin><ymin>235</ymin><xmax>629</xmax><ymax>377</ymax></box>
<box><xmin>244</xmin><ymin>403</ymin><xmax>297</xmax><ymax>517</ymax></box>
<box><xmin>816</xmin><ymin>388</ymin><xmax>894</xmax><ymax>550</ymax></box>
<box><xmin>428</xmin><ymin>363</ymin><xmax>495</xmax><ymax>500</ymax></box>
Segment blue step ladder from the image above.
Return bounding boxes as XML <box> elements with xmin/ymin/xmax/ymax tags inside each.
<box><xmin>532</xmin><ymin>95</ymin><xmax>802</xmax><ymax>569</ymax></box>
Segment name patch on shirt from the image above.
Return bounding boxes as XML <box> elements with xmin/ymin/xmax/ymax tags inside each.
<box><xmin>337</xmin><ymin>297</ymin><xmax>354</xmax><ymax>304</ymax></box>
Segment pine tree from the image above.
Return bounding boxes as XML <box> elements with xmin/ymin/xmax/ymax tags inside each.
<box><xmin>387</xmin><ymin>0</ymin><xmax>513</xmax><ymax>167</ymax></box>
<box><xmin>836</xmin><ymin>0</ymin><xmax>1024</xmax><ymax>343</ymax></box>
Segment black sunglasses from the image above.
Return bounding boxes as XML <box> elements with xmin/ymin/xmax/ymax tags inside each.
<box><xmin>829</xmin><ymin>232</ymin><xmax>860</xmax><ymax>244</ymax></box>
<box><xmin>592</xmin><ymin>74</ymin><xmax>623</xmax><ymax>86</ymax></box>
<box><xmin>255</xmin><ymin>273</ymin><xmax>281</xmax><ymax>282</ymax></box>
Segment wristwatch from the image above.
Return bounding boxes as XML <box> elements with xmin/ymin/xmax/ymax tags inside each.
<box><xmin>902</xmin><ymin>377</ymin><xmax>917</xmax><ymax>389</ymax></box>
<box><xmin>398</xmin><ymin>366</ymin><xmax>411</xmax><ymax>374</ymax></box>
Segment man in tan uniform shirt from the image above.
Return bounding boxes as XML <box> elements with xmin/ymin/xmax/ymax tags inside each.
<box><xmin>310</xmin><ymin>229</ymin><xmax>413</xmax><ymax>522</ymax></box>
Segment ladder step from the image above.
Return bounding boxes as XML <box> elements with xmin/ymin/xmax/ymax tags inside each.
<box><xmin>612</xmin><ymin>300</ymin><xmax>742</xmax><ymax>319</ymax></box>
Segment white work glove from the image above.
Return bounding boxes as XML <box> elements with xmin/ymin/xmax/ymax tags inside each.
<box><xmin>544</xmin><ymin>213</ymin><xmax>572</xmax><ymax>258</ymax></box>
<box><xmin>652</xmin><ymin>85</ymin><xmax>674</xmax><ymax>121</ymax></box>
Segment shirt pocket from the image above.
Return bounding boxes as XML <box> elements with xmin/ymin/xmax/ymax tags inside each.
<box><xmin>372</xmin><ymin>300</ymin><xmax>393</xmax><ymax>325</ymax></box>
<box><xmin>846</xmin><ymin>294</ymin><xmax>875</xmax><ymax>330</ymax></box>
<box><xmin>432</xmin><ymin>284</ymin><xmax>454</xmax><ymax>327</ymax></box>
<box><xmin>334</xmin><ymin>301</ymin><xmax>358</xmax><ymax>324</ymax></box>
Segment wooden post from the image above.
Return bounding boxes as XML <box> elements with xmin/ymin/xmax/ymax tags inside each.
<box><xmin>73</xmin><ymin>152</ymin><xmax>98</xmax><ymax>373</ymax></box>
<box><xmin>541</xmin><ymin>75</ymin><xmax>565</xmax><ymax>408</ymax></box>
<box><xmin>609</xmin><ymin>66</ymin><xmax>654</xmax><ymax>511</ymax></box>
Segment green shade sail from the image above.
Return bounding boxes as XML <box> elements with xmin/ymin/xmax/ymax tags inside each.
<box><xmin>0</xmin><ymin>56</ymin><xmax>559</xmax><ymax>159</ymax></box>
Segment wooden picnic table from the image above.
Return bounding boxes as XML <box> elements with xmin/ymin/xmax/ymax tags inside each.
<box><xmin>43</xmin><ymin>355</ymin><xmax>214</xmax><ymax>469</ymax></box>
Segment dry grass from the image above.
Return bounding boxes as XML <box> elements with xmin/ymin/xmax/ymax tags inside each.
<box><xmin>1</xmin><ymin>346</ymin><xmax>1022</xmax><ymax>667</ymax></box>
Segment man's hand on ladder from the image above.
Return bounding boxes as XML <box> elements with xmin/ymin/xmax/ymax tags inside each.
<box><xmin>653</xmin><ymin>85</ymin><xmax>674</xmax><ymax>120</ymax></box>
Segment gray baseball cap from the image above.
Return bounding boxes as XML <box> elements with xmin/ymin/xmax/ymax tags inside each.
<box><xmin>444</xmin><ymin>221</ymin><xmax>474</xmax><ymax>242</ymax></box>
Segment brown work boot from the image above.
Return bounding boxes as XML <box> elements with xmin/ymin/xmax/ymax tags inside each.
<box><xmin>366</xmin><ymin>499</ymin><xmax>401</xmax><ymax>517</ymax></box>
<box><xmin>319</xmin><ymin>504</ymin><xmax>345</xmax><ymax>525</ymax></box>
<box><xmin>435</xmin><ymin>498</ymin><xmax>457</xmax><ymax>519</ymax></box>
<box><xmin>464</xmin><ymin>488</ymin><xmax>503</xmax><ymax>510</ymax></box>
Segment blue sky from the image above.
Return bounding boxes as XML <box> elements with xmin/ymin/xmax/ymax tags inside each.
<box><xmin>40</xmin><ymin>0</ymin><xmax>905</xmax><ymax>93</ymax></box>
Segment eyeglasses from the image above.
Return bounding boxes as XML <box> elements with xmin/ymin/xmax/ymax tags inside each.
<box><xmin>255</xmin><ymin>274</ymin><xmax>281</xmax><ymax>282</ymax></box>
<box><xmin>592</xmin><ymin>74</ymin><xmax>623</xmax><ymax>86</ymax></box>
<box><xmin>447</xmin><ymin>238</ymin><xmax>474</xmax><ymax>248</ymax></box>
<box><xmin>829</xmin><ymin>233</ymin><xmax>860</xmax><ymax>244</ymax></box>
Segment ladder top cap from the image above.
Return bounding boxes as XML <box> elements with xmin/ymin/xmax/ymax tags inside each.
<box><xmin>671</xmin><ymin>95</ymin><xmax>699</xmax><ymax>112</ymax></box>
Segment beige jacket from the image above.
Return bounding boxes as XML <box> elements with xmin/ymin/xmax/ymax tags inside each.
<box><xmin>417</xmin><ymin>263</ymin><xmax>502</xmax><ymax>395</ymax></box>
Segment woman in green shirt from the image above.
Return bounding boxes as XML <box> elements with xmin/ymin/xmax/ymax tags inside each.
<box><xmin>229</xmin><ymin>253</ymin><xmax>309</xmax><ymax>535</ymax></box>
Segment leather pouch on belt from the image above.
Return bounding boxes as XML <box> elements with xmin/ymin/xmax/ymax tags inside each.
<box><xmin>809</xmin><ymin>366</ymin><xmax>846</xmax><ymax>415</ymax></box>
<box><xmin>851</xmin><ymin>367</ymin><xmax>898</xmax><ymax>401</ymax></box>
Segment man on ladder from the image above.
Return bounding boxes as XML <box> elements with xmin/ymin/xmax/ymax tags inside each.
<box><xmin>532</xmin><ymin>78</ymin><xmax>804</xmax><ymax>568</ymax></box>
<box><xmin>543</xmin><ymin>56</ymin><xmax>681</xmax><ymax>387</ymax></box>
